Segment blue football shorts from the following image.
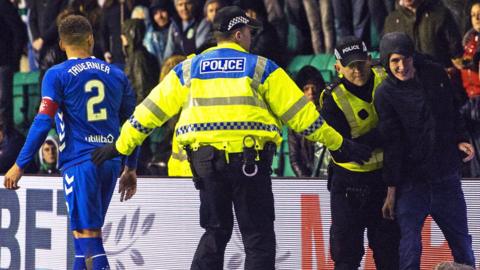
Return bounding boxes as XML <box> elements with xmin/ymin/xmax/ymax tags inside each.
<box><xmin>62</xmin><ymin>159</ymin><xmax>121</xmax><ymax>230</ymax></box>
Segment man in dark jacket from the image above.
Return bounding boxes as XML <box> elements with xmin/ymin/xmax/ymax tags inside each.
<box><xmin>0</xmin><ymin>0</ymin><xmax>28</xmax><ymax>129</ymax></box>
<box><xmin>288</xmin><ymin>65</ymin><xmax>326</xmax><ymax>177</ymax></box>
<box><xmin>29</xmin><ymin>0</ymin><xmax>68</xmax><ymax>81</ymax></box>
<box><xmin>376</xmin><ymin>32</ymin><xmax>475</xmax><ymax>270</ymax></box>
<box><xmin>320</xmin><ymin>36</ymin><xmax>400</xmax><ymax>270</ymax></box>
<box><xmin>383</xmin><ymin>0</ymin><xmax>463</xmax><ymax>68</ymax></box>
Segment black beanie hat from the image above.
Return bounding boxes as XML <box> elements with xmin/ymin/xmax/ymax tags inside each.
<box><xmin>295</xmin><ymin>65</ymin><xmax>325</xmax><ymax>90</ymax></box>
<box><xmin>379</xmin><ymin>32</ymin><xmax>415</xmax><ymax>67</ymax></box>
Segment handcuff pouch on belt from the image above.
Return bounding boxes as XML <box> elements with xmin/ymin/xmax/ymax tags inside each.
<box><xmin>185</xmin><ymin>145</ymin><xmax>228</xmax><ymax>190</ymax></box>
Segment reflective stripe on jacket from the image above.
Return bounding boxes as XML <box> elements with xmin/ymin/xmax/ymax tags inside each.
<box><xmin>331</xmin><ymin>66</ymin><xmax>386</xmax><ymax>172</ymax></box>
<box><xmin>167</xmin><ymin>131</ymin><xmax>192</xmax><ymax>177</ymax></box>
<box><xmin>115</xmin><ymin>42</ymin><xmax>343</xmax><ymax>155</ymax></box>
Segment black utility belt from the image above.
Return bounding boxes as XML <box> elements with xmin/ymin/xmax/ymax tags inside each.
<box><xmin>186</xmin><ymin>141</ymin><xmax>276</xmax><ymax>177</ymax></box>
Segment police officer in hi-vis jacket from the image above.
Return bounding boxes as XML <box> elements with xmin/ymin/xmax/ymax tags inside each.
<box><xmin>91</xmin><ymin>6</ymin><xmax>372</xmax><ymax>270</ymax></box>
<box><xmin>321</xmin><ymin>37</ymin><xmax>400</xmax><ymax>270</ymax></box>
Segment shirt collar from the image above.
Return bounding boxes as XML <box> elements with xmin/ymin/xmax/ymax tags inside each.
<box><xmin>203</xmin><ymin>42</ymin><xmax>247</xmax><ymax>54</ymax></box>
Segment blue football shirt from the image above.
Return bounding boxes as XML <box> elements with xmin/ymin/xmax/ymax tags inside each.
<box><xmin>41</xmin><ymin>57</ymin><xmax>136</xmax><ymax>169</ymax></box>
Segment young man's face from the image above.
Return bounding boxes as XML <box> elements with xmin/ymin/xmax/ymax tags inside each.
<box><xmin>303</xmin><ymin>83</ymin><xmax>317</xmax><ymax>102</ymax></box>
<box><xmin>206</xmin><ymin>1</ymin><xmax>221</xmax><ymax>23</ymax></box>
<box><xmin>176</xmin><ymin>0</ymin><xmax>194</xmax><ymax>21</ymax></box>
<box><xmin>154</xmin><ymin>9</ymin><xmax>170</xmax><ymax>27</ymax></box>
<box><xmin>42</xmin><ymin>142</ymin><xmax>57</xmax><ymax>164</ymax></box>
<box><xmin>389</xmin><ymin>53</ymin><xmax>415</xmax><ymax>81</ymax></box>
<box><xmin>336</xmin><ymin>59</ymin><xmax>372</xmax><ymax>87</ymax></box>
<box><xmin>472</xmin><ymin>4</ymin><xmax>480</xmax><ymax>32</ymax></box>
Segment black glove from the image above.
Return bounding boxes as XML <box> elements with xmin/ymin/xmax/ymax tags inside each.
<box><xmin>91</xmin><ymin>143</ymin><xmax>121</xmax><ymax>165</ymax></box>
<box><xmin>331</xmin><ymin>138</ymin><xmax>373</xmax><ymax>165</ymax></box>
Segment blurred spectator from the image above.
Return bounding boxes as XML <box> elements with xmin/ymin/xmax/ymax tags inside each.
<box><xmin>122</xmin><ymin>18</ymin><xmax>159</xmax><ymax>104</ymax></box>
<box><xmin>238</xmin><ymin>0</ymin><xmax>286</xmax><ymax>67</ymax></box>
<box><xmin>435</xmin><ymin>261</ymin><xmax>475</xmax><ymax>270</ymax></box>
<box><xmin>460</xmin><ymin>0</ymin><xmax>480</xmax><ymax>177</ymax></box>
<box><xmin>37</xmin><ymin>134</ymin><xmax>59</xmax><ymax>174</ymax></box>
<box><xmin>204</xmin><ymin>0</ymin><xmax>224</xmax><ymax>23</ymax></box>
<box><xmin>101</xmin><ymin>0</ymin><xmax>134</xmax><ymax>68</ymax></box>
<box><xmin>302</xmin><ymin>0</ymin><xmax>335</xmax><ymax>54</ymax></box>
<box><xmin>121</xmin><ymin>18</ymin><xmax>159</xmax><ymax>175</ymax></box>
<box><xmin>284</xmin><ymin>0</ymin><xmax>313</xmax><ymax>54</ymax></box>
<box><xmin>442</xmin><ymin>0</ymin><xmax>472</xmax><ymax>36</ymax></box>
<box><xmin>58</xmin><ymin>0</ymin><xmax>104</xmax><ymax>59</ymax></box>
<box><xmin>288</xmin><ymin>66</ymin><xmax>328</xmax><ymax>177</ymax></box>
<box><xmin>0</xmin><ymin>124</ymin><xmax>27</xmax><ymax>174</ymax></box>
<box><xmin>194</xmin><ymin>0</ymin><xmax>226</xmax><ymax>53</ymax></box>
<box><xmin>131</xmin><ymin>4</ymin><xmax>151</xmax><ymax>27</ymax></box>
<box><xmin>332</xmin><ymin>0</ymin><xmax>390</xmax><ymax>48</ymax></box>
<box><xmin>262</xmin><ymin>0</ymin><xmax>288</xmax><ymax>47</ymax></box>
<box><xmin>29</xmin><ymin>0</ymin><xmax>68</xmax><ymax>83</ymax></box>
<box><xmin>0</xmin><ymin>0</ymin><xmax>28</xmax><ymax>129</ymax></box>
<box><xmin>163</xmin><ymin>0</ymin><xmax>211</xmax><ymax>59</ymax></box>
<box><xmin>144</xmin><ymin>0</ymin><xmax>174</xmax><ymax>67</ymax></box>
<box><xmin>383</xmin><ymin>0</ymin><xmax>463</xmax><ymax>68</ymax></box>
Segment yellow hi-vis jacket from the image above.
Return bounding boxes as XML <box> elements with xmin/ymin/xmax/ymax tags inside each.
<box><xmin>115</xmin><ymin>42</ymin><xmax>344</xmax><ymax>156</ymax></box>
<box><xmin>168</xmin><ymin>130</ymin><xmax>192</xmax><ymax>177</ymax></box>
<box><xmin>325</xmin><ymin>66</ymin><xmax>387</xmax><ymax>172</ymax></box>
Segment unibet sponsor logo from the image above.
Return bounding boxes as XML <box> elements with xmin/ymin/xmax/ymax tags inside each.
<box><xmin>342</xmin><ymin>45</ymin><xmax>360</xmax><ymax>54</ymax></box>
<box><xmin>200</xmin><ymin>57</ymin><xmax>246</xmax><ymax>74</ymax></box>
<box><xmin>85</xmin><ymin>134</ymin><xmax>114</xmax><ymax>143</ymax></box>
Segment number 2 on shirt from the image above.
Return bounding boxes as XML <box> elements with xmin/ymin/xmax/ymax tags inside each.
<box><xmin>85</xmin><ymin>79</ymin><xmax>107</xmax><ymax>122</ymax></box>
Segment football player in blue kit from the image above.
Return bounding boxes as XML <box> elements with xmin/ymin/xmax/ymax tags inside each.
<box><xmin>4</xmin><ymin>15</ymin><xmax>138</xmax><ymax>270</ymax></box>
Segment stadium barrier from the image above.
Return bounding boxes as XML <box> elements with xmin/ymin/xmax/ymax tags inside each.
<box><xmin>1</xmin><ymin>176</ymin><xmax>479</xmax><ymax>270</ymax></box>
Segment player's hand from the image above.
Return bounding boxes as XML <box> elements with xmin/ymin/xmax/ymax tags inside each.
<box><xmin>382</xmin><ymin>187</ymin><xmax>396</xmax><ymax>220</ymax></box>
<box><xmin>4</xmin><ymin>163</ymin><xmax>24</xmax><ymax>190</ymax></box>
<box><xmin>91</xmin><ymin>143</ymin><xmax>121</xmax><ymax>165</ymax></box>
<box><xmin>458</xmin><ymin>142</ymin><xmax>475</xmax><ymax>162</ymax></box>
<box><xmin>119</xmin><ymin>167</ymin><xmax>137</xmax><ymax>202</ymax></box>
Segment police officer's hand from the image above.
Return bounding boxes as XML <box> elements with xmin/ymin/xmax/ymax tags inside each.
<box><xmin>91</xmin><ymin>143</ymin><xmax>121</xmax><ymax>166</ymax></box>
<box><xmin>382</xmin><ymin>187</ymin><xmax>396</xmax><ymax>220</ymax></box>
<box><xmin>332</xmin><ymin>138</ymin><xmax>372</xmax><ymax>165</ymax></box>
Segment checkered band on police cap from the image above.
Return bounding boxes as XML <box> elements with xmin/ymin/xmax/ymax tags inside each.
<box><xmin>228</xmin><ymin>16</ymin><xmax>250</xmax><ymax>31</ymax></box>
<box><xmin>213</xmin><ymin>6</ymin><xmax>261</xmax><ymax>32</ymax></box>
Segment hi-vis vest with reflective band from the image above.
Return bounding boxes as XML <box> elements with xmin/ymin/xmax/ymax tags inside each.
<box><xmin>115</xmin><ymin>42</ymin><xmax>343</xmax><ymax>156</ymax></box>
<box><xmin>167</xmin><ymin>131</ymin><xmax>192</xmax><ymax>177</ymax></box>
<box><xmin>329</xmin><ymin>66</ymin><xmax>387</xmax><ymax>172</ymax></box>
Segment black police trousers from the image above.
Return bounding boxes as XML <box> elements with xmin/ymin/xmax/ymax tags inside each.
<box><xmin>329</xmin><ymin>165</ymin><xmax>400</xmax><ymax>270</ymax></box>
<box><xmin>189</xmin><ymin>146</ymin><xmax>276</xmax><ymax>270</ymax></box>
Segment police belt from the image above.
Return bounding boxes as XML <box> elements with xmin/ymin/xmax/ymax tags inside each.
<box><xmin>186</xmin><ymin>142</ymin><xmax>276</xmax><ymax>177</ymax></box>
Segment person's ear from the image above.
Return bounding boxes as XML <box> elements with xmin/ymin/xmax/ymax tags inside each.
<box><xmin>87</xmin><ymin>34</ymin><xmax>94</xmax><ymax>48</ymax></box>
<box><xmin>234</xmin><ymin>30</ymin><xmax>242</xmax><ymax>41</ymax></box>
<box><xmin>59</xmin><ymin>39</ymin><xmax>66</xmax><ymax>52</ymax></box>
<box><xmin>334</xmin><ymin>62</ymin><xmax>341</xmax><ymax>73</ymax></box>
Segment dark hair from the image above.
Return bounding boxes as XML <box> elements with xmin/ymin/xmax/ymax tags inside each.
<box><xmin>470</xmin><ymin>0</ymin><xmax>480</xmax><ymax>13</ymax></box>
<box><xmin>58</xmin><ymin>15</ymin><xmax>92</xmax><ymax>46</ymax></box>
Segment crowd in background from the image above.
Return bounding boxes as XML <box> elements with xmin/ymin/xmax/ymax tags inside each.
<box><xmin>1</xmin><ymin>0</ymin><xmax>480</xmax><ymax>177</ymax></box>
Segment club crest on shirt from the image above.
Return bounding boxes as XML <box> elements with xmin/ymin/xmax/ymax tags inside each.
<box><xmin>200</xmin><ymin>57</ymin><xmax>246</xmax><ymax>74</ymax></box>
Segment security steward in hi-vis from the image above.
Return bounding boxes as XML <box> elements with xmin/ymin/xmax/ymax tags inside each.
<box><xmin>91</xmin><ymin>6</ymin><xmax>372</xmax><ymax>270</ymax></box>
<box><xmin>321</xmin><ymin>37</ymin><xmax>400</xmax><ymax>270</ymax></box>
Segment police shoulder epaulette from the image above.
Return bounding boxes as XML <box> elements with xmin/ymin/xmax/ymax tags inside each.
<box><xmin>323</xmin><ymin>78</ymin><xmax>342</xmax><ymax>95</ymax></box>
